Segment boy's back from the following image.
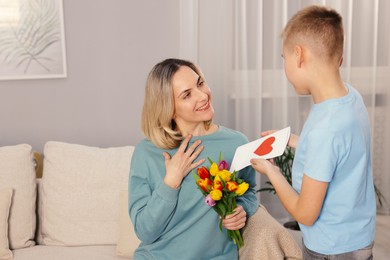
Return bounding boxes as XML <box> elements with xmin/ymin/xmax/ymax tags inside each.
<box><xmin>251</xmin><ymin>5</ymin><xmax>376</xmax><ymax>259</ymax></box>
<box><xmin>293</xmin><ymin>83</ymin><xmax>376</xmax><ymax>254</ymax></box>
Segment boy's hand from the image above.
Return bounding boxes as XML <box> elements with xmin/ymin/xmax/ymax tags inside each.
<box><xmin>250</xmin><ymin>158</ymin><xmax>278</xmax><ymax>176</ymax></box>
<box><xmin>260</xmin><ymin>129</ymin><xmax>300</xmax><ymax>149</ymax></box>
<box><xmin>260</xmin><ymin>129</ymin><xmax>276</xmax><ymax>137</ymax></box>
<box><xmin>288</xmin><ymin>133</ymin><xmax>299</xmax><ymax>149</ymax></box>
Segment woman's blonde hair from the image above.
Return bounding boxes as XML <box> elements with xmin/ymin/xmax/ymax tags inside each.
<box><xmin>141</xmin><ymin>58</ymin><xmax>212</xmax><ymax>149</ymax></box>
<box><xmin>282</xmin><ymin>5</ymin><xmax>344</xmax><ymax>63</ymax></box>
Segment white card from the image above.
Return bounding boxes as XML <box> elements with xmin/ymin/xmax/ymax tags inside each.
<box><xmin>229</xmin><ymin>126</ymin><xmax>291</xmax><ymax>172</ymax></box>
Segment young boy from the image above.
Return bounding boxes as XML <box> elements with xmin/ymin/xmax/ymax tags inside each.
<box><xmin>251</xmin><ymin>5</ymin><xmax>376</xmax><ymax>259</ymax></box>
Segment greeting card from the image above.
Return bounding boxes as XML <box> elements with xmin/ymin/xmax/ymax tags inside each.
<box><xmin>230</xmin><ymin>126</ymin><xmax>291</xmax><ymax>172</ymax></box>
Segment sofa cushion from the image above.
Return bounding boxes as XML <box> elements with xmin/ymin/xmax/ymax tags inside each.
<box><xmin>40</xmin><ymin>141</ymin><xmax>134</xmax><ymax>246</ymax></box>
<box><xmin>116</xmin><ymin>190</ymin><xmax>141</xmax><ymax>258</ymax></box>
<box><xmin>12</xmin><ymin>245</ymin><xmax>128</xmax><ymax>260</ymax></box>
<box><xmin>0</xmin><ymin>189</ymin><xmax>13</xmax><ymax>260</ymax></box>
<box><xmin>0</xmin><ymin>144</ymin><xmax>36</xmax><ymax>250</ymax></box>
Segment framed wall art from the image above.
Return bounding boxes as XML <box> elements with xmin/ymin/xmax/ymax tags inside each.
<box><xmin>0</xmin><ymin>0</ymin><xmax>67</xmax><ymax>80</ymax></box>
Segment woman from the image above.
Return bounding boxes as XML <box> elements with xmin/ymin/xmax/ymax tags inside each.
<box><xmin>128</xmin><ymin>58</ymin><xmax>258</xmax><ymax>259</ymax></box>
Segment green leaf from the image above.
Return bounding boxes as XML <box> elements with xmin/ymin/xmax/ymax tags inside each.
<box><xmin>192</xmin><ymin>171</ymin><xmax>200</xmax><ymax>181</ymax></box>
<box><xmin>207</xmin><ymin>157</ymin><xmax>214</xmax><ymax>165</ymax></box>
<box><xmin>216</xmin><ymin>202</ymin><xmax>226</xmax><ymax>217</ymax></box>
<box><xmin>219</xmin><ymin>151</ymin><xmax>224</xmax><ymax>161</ymax></box>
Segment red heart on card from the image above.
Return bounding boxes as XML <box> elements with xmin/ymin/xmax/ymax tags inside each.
<box><xmin>254</xmin><ymin>136</ymin><xmax>276</xmax><ymax>156</ymax></box>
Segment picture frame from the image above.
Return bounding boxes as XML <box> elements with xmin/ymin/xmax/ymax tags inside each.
<box><xmin>0</xmin><ymin>0</ymin><xmax>67</xmax><ymax>80</ymax></box>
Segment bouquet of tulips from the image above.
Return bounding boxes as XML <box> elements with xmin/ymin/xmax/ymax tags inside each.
<box><xmin>193</xmin><ymin>152</ymin><xmax>249</xmax><ymax>248</ymax></box>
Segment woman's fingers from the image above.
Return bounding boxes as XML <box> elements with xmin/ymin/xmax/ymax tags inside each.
<box><xmin>186</xmin><ymin>138</ymin><xmax>202</xmax><ymax>157</ymax></box>
<box><xmin>163</xmin><ymin>135</ymin><xmax>205</xmax><ymax>188</ymax></box>
<box><xmin>222</xmin><ymin>206</ymin><xmax>247</xmax><ymax>230</ymax></box>
<box><xmin>177</xmin><ymin>135</ymin><xmax>205</xmax><ymax>169</ymax></box>
<box><xmin>162</xmin><ymin>151</ymin><xmax>171</xmax><ymax>161</ymax></box>
<box><xmin>177</xmin><ymin>134</ymin><xmax>192</xmax><ymax>154</ymax></box>
<box><xmin>178</xmin><ymin>135</ymin><xmax>202</xmax><ymax>159</ymax></box>
<box><xmin>190</xmin><ymin>156</ymin><xmax>206</xmax><ymax>170</ymax></box>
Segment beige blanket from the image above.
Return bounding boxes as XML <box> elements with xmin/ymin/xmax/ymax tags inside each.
<box><xmin>239</xmin><ymin>205</ymin><xmax>302</xmax><ymax>260</ymax></box>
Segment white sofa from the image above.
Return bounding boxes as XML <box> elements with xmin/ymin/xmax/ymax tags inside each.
<box><xmin>0</xmin><ymin>142</ymin><xmax>302</xmax><ymax>260</ymax></box>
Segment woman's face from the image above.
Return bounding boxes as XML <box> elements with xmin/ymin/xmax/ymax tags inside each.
<box><xmin>171</xmin><ymin>66</ymin><xmax>214</xmax><ymax>130</ymax></box>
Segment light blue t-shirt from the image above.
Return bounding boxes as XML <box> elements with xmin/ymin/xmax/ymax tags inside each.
<box><xmin>292</xmin><ymin>84</ymin><xmax>376</xmax><ymax>255</ymax></box>
<box><xmin>128</xmin><ymin>126</ymin><xmax>258</xmax><ymax>260</ymax></box>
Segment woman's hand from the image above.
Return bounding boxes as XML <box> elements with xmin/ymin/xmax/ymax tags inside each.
<box><xmin>163</xmin><ymin>134</ymin><xmax>205</xmax><ymax>189</ymax></box>
<box><xmin>222</xmin><ymin>205</ymin><xmax>247</xmax><ymax>230</ymax></box>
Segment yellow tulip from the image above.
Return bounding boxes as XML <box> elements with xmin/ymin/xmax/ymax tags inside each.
<box><xmin>218</xmin><ymin>170</ymin><xmax>231</xmax><ymax>182</ymax></box>
<box><xmin>209</xmin><ymin>162</ymin><xmax>219</xmax><ymax>176</ymax></box>
<box><xmin>210</xmin><ymin>189</ymin><xmax>223</xmax><ymax>201</ymax></box>
<box><xmin>235</xmin><ymin>182</ymin><xmax>249</xmax><ymax>196</ymax></box>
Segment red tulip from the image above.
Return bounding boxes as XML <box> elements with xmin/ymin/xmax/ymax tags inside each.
<box><xmin>197</xmin><ymin>166</ymin><xmax>210</xmax><ymax>179</ymax></box>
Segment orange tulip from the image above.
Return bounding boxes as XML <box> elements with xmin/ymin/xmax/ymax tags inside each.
<box><xmin>213</xmin><ymin>180</ymin><xmax>223</xmax><ymax>191</ymax></box>
<box><xmin>197</xmin><ymin>178</ymin><xmax>212</xmax><ymax>192</ymax></box>
<box><xmin>226</xmin><ymin>181</ymin><xmax>238</xmax><ymax>192</ymax></box>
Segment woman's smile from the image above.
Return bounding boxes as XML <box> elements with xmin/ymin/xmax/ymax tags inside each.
<box><xmin>196</xmin><ymin>101</ymin><xmax>211</xmax><ymax>112</ymax></box>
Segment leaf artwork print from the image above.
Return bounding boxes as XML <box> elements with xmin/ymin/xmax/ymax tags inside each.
<box><xmin>0</xmin><ymin>0</ymin><xmax>64</xmax><ymax>75</ymax></box>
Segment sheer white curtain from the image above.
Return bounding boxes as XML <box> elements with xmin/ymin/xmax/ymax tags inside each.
<box><xmin>180</xmin><ymin>0</ymin><xmax>390</xmax><ymax>218</ymax></box>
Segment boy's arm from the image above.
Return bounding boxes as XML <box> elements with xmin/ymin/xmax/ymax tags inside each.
<box><xmin>250</xmin><ymin>159</ymin><xmax>327</xmax><ymax>226</ymax></box>
<box><xmin>288</xmin><ymin>133</ymin><xmax>300</xmax><ymax>149</ymax></box>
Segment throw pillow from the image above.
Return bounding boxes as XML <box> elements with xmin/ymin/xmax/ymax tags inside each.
<box><xmin>40</xmin><ymin>141</ymin><xmax>134</xmax><ymax>246</ymax></box>
<box><xmin>0</xmin><ymin>144</ymin><xmax>36</xmax><ymax>250</ymax></box>
<box><xmin>116</xmin><ymin>190</ymin><xmax>141</xmax><ymax>257</ymax></box>
<box><xmin>0</xmin><ymin>189</ymin><xmax>13</xmax><ymax>260</ymax></box>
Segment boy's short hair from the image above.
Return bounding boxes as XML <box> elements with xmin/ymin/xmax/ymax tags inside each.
<box><xmin>282</xmin><ymin>5</ymin><xmax>344</xmax><ymax>62</ymax></box>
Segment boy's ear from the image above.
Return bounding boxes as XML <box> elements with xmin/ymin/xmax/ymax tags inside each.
<box><xmin>294</xmin><ymin>45</ymin><xmax>303</xmax><ymax>67</ymax></box>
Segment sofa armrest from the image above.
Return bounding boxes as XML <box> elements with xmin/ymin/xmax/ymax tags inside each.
<box><xmin>33</xmin><ymin>151</ymin><xmax>43</xmax><ymax>179</ymax></box>
<box><xmin>239</xmin><ymin>205</ymin><xmax>302</xmax><ymax>260</ymax></box>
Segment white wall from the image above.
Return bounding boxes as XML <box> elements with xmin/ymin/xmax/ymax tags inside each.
<box><xmin>0</xmin><ymin>0</ymin><xmax>180</xmax><ymax>151</ymax></box>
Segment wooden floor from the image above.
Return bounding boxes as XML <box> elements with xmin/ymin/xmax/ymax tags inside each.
<box><xmin>374</xmin><ymin>214</ymin><xmax>390</xmax><ymax>260</ymax></box>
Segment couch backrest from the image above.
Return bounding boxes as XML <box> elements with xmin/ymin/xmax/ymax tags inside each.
<box><xmin>38</xmin><ymin>141</ymin><xmax>134</xmax><ymax>246</ymax></box>
<box><xmin>0</xmin><ymin>144</ymin><xmax>37</xmax><ymax>250</ymax></box>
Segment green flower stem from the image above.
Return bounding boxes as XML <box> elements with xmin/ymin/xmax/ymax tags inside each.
<box><xmin>228</xmin><ymin>229</ymin><xmax>244</xmax><ymax>248</ymax></box>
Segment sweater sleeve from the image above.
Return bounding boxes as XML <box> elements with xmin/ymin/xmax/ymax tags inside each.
<box><xmin>236</xmin><ymin>166</ymin><xmax>259</xmax><ymax>217</ymax></box>
<box><xmin>231</xmin><ymin>130</ymin><xmax>259</xmax><ymax>217</ymax></box>
<box><xmin>128</xmin><ymin>145</ymin><xmax>179</xmax><ymax>244</ymax></box>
